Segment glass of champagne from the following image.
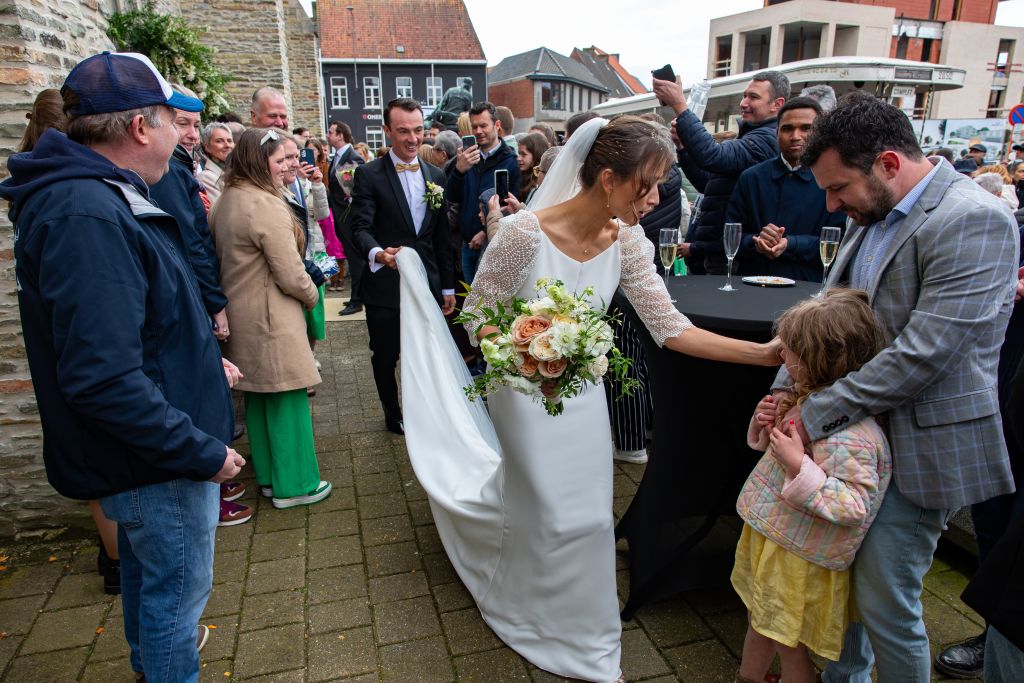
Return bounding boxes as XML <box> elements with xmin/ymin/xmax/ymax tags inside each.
<box><xmin>719</xmin><ymin>222</ymin><xmax>742</xmax><ymax>292</ymax></box>
<box><xmin>659</xmin><ymin>228</ymin><xmax>678</xmax><ymax>303</ymax></box>
<box><xmin>816</xmin><ymin>226</ymin><xmax>842</xmax><ymax>298</ymax></box>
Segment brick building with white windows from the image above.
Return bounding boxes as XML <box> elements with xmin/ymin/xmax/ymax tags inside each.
<box><xmin>318</xmin><ymin>0</ymin><xmax>487</xmax><ymax>151</ymax></box>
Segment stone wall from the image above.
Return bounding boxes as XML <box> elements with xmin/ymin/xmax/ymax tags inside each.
<box><xmin>284</xmin><ymin>0</ymin><xmax>324</xmax><ymax>135</ymax></box>
<box><xmin>182</xmin><ymin>0</ymin><xmax>293</xmax><ymax>124</ymax></box>
<box><xmin>0</xmin><ymin>0</ymin><xmax>122</xmax><ymax>539</ymax></box>
<box><xmin>0</xmin><ymin>0</ymin><xmax>319</xmax><ymax>539</ymax></box>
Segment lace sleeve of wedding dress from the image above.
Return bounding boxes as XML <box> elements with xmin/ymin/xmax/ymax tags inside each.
<box><xmin>462</xmin><ymin>211</ymin><xmax>543</xmax><ymax>345</ymax></box>
<box><xmin>618</xmin><ymin>223</ymin><xmax>693</xmax><ymax>347</ymax></box>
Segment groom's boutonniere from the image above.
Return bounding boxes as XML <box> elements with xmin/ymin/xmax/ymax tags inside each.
<box><xmin>424</xmin><ymin>181</ymin><xmax>444</xmax><ymax>210</ymax></box>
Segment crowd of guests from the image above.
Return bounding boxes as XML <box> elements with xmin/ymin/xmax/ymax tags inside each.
<box><xmin>2</xmin><ymin>48</ymin><xmax>1024</xmax><ymax>683</ymax></box>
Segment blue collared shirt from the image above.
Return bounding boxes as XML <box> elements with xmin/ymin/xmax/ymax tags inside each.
<box><xmin>849</xmin><ymin>162</ymin><xmax>941</xmax><ymax>290</ymax></box>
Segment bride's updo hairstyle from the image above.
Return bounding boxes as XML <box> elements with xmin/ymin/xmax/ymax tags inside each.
<box><xmin>579</xmin><ymin>115</ymin><xmax>675</xmax><ymax>200</ymax></box>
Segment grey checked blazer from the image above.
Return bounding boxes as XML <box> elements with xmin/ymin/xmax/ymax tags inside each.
<box><xmin>776</xmin><ymin>160</ymin><xmax>1019</xmax><ymax>510</ymax></box>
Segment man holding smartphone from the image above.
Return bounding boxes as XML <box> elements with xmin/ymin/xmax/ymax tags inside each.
<box><xmin>446</xmin><ymin>101</ymin><xmax>520</xmax><ymax>283</ymax></box>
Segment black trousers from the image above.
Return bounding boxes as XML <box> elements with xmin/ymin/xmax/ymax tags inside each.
<box><xmin>365</xmin><ymin>305</ymin><xmax>401</xmax><ymax>420</ymax></box>
<box><xmin>604</xmin><ymin>305</ymin><xmax>652</xmax><ymax>452</ymax></box>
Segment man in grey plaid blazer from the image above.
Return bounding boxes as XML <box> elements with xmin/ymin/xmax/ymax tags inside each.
<box><xmin>761</xmin><ymin>93</ymin><xmax>1019</xmax><ymax>681</ymax></box>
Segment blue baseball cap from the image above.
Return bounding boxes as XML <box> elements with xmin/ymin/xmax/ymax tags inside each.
<box><xmin>62</xmin><ymin>51</ymin><xmax>204</xmax><ymax>116</ymax></box>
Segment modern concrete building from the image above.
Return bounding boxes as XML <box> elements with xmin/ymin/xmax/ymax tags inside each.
<box><xmin>707</xmin><ymin>0</ymin><xmax>1024</xmax><ymax>119</ymax></box>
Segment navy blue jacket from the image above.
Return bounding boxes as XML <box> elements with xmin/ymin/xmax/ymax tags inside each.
<box><xmin>446</xmin><ymin>140</ymin><xmax>520</xmax><ymax>241</ymax></box>
<box><xmin>675</xmin><ymin>111</ymin><xmax>779</xmax><ymax>271</ymax></box>
<box><xmin>0</xmin><ymin>130</ymin><xmax>233</xmax><ymax>500</ymax></box>
<box><xmin>149</xmin><ymin>146</ymin><xmax>227</xmax><ymax>316</ymax></box>
<box><xmin>725</xmin><ymin>156</ymin><xmax>847</xmax><ymax>281</ymax></box>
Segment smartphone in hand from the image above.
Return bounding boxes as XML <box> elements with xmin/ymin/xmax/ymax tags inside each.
<box><xmin>652</xmin><ymin>64</ymin><xmax>676</xmax><ymax>82</ymax></box>
<box><xmin>462</xmin><ymin>135</ymin><xmax>476</xmax><ymax>150</ymax></box>
<box><xmin>300</xmin><ymin>148</ymin><xmax>315</xmax><ymax>167</ymax></box>
<box><xmin>494</xmin><ymin>169</ymin><xmax>509</xmax><ymax>208</ymax></box>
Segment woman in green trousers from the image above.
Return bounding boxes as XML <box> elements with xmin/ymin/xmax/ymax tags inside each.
<box><xmin>209</xmin><ymin>128</ymin><xmax>332</xmax><ymax>509</ymax></box>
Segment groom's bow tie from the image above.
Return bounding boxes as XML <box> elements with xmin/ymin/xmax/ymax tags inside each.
<box><xmin>395</xmin><ymin>162</ymin><xmax>420</xmax><ymax>173</ymax></box>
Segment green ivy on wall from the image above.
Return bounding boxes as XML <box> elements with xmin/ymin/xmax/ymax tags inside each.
<box><xmin>107</xmin><ymin>2</ymin><xmax>232</xmax><ymax>119</ymax></box>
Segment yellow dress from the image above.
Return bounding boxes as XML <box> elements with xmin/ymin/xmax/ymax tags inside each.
<box><xmin>731</xmin><ymin>525</ymin><xmax>850</xmax><ymax>661</ymax></box>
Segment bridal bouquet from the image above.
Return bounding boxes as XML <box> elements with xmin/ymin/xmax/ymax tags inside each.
<box><xmin>457</xmin><ymin>278</ymin><xmax>638</xmax><ymax>416</ymax></box>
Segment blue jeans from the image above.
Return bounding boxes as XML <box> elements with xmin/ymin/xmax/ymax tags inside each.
<box><xmin>822</xmin><ymin>486</ymin><xmax>951</xmax><ymax>683</ymax></box>
<box><xmin>100</xmin><ymin>478</ymin><xmax>219</xmax><ymax>682</ymax></box>
<box><xmin>985</xmin><ymin>626</ymin><xmax>1024</xmax><ymax>682</ymax></box>
<box><xmin>461</xmin><ymin>240</ymin><xmax>485</xmax><ymax>284</ymax></box>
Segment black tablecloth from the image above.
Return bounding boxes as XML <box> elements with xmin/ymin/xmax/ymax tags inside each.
<box><xmin>615</xmin><ymin>275</ymin><xmax>819</xmax><ymax>618</ymax></box>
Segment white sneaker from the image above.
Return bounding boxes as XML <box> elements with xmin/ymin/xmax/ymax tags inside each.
<box><xmin>196</xmin><ymin>624</ymin><xmax>209</xmax><ymax>652</ymax></box>
<box><xmin>272</xmin><ymin>481</ymin><xmax>332</xmax><ymax>509</ymax></box>
<box><xmin>259</xmin><ymin>486</ymin><xmax>273</xmax><ymax>498</ymax></box>
<box><xmin>314</xmin><ymin>359</ymin><xmax>322</xmax><ymax>372</ymax></box>
<box><xmin>614</xmin><ymin>449</ymin><xmax>648</xmax><ymax>464</ymax></box>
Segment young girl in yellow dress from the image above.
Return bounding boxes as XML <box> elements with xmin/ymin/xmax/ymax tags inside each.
<box><xmin>732</xmin><ymin>289</ymin><xmax>892</xmax><ymax>683</ymax></box>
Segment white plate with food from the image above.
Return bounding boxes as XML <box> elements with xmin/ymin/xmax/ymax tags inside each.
<box><xmin>741</xmin><ymin>276</ymin><xmax>796</xmax><ymax>288</ymax></box>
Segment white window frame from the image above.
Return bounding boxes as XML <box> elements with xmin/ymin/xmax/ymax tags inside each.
<box><xmin>395</xmin><ymin>76</ymin><xmax>413</xmax><ymax>99</ymax></box>
<box><xmin>426</xmin><ymin>77</ymin><xmax>442</xmax><ymax>106</ymax></box>
<box><xmin>366</xmin><ymin>126</ymin><xmax>385</xmax><ymax>152</ymax></box>
<box><xmin>330</xmin><ymin>77</ymin><xmax>349</xmax><ymax>109</ymax></box>
<box><xmin>363</xmin><ymin>76</ymin><xmax>381</xmax><ymax>109</ymax></box>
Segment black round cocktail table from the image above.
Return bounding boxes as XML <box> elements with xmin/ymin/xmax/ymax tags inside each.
<box><xmin>616</xmin><ymin>275</ymin><xmax>819</xmax><ymax>619</ymax></box>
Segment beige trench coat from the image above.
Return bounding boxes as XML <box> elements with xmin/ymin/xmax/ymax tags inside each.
<box><xmin>209</xmin><ymin>181</ymin><xmax>320</xmax><ymax>393</ymax></box>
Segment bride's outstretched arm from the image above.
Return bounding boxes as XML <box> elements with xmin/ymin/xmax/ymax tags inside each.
<box><xmin>664</xmin><ymin>327</ymin><xmax>781</xmax><ymax>366</ymax></box>
<box><xmin>618</xmin><ymin>223</ymin><xmax>781</xmax><ymax>367</ymax></box>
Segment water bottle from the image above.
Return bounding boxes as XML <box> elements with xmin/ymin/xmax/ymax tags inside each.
<box><xmin>688</xmin><ymin>79</ymin><xmax>710</xmax><ymax>121</ymax></box>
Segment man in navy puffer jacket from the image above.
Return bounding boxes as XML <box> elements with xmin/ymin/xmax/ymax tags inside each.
<box><xmin>653</xmin><ymin>71</ymin><xmax>788</xmax><ymax>274</ymax></box>
<box><xmin>0</xmin><ymin>52</ymin><xmax>244</xmax><ymax>682</ymax></box>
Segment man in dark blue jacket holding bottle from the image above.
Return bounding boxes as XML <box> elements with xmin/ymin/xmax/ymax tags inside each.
<box><xmin>0</xmin><ymin>52</ymin><xmax>244</xmax><ymax>682</ymax></box>
<box><xmin>653</xmin><ymin>70</ymin><xmax>787</xmax><ymax>274</ymax></box>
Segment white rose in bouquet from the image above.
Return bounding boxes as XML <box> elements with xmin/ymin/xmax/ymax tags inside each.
<box><xmin>528</xmin><ymin>330</ymin><xmax>561</xmax><ymax>361</ymax></box>
<box><xmin>587</xmin><ymin>355</ymin><xmax>609</xmax><ymax>379</ymax></box>
<box><xmin>528</xmin><ymin>297</ymin><xmax>557</xmax><ymax>316</ymax></box>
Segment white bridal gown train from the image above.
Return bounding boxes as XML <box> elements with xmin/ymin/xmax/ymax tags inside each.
<box><xmin>398</xmin><ymin>209</ymin><xmax>690</xmax><ymax>682</ymax></box>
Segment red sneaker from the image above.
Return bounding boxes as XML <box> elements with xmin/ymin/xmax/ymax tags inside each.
<box><xmin>218</xmin><ymin>499</ymin><xmax>252</xmax><ymax>526</ymax></box>
<box><xmin>220</xmin><ymin>481</ymin><xmax>245</xmax><ymax>502</ymax></box>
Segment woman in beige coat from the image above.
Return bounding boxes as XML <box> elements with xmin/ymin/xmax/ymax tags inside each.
<box><xmin>209</xmin><ymin>128</ymin><xmax>332</xmax><ymax>509</ymax></box>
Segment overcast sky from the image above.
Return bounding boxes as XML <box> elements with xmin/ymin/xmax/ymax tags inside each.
<box><xmin>295</xmin><ymin>1</ymin><xmax>1024</xmax><ymax>88</ymax></box>
<box><xmin>456</xmin><ymin>0</ymin><xmax>1024</xmax><ymax>88</ymax></box>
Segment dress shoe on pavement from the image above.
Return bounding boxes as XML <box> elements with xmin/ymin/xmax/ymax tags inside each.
<box><xmin>934</xmin><ymin>631</ymin><xmax>985</xmax><ymax>678</ymax></box>
<box><xmin>385</xmin><ymin>418</ymin><xmax>405</xmax><ymax>435</ymax></box>
<box><xmin>340</xmin><ymin>302</ymin><xmax>363</xmax><ymax>316</ymax></box>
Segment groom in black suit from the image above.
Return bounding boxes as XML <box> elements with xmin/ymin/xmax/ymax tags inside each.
<box><xmin>326</xmin><ymin>121</ymin><xmax>366</xmax><ymax>315</ymax></box>
<box><xmin>351</xmin><ymin>98</ymin><xmax>456</xmax><ymax>434</ymax></box>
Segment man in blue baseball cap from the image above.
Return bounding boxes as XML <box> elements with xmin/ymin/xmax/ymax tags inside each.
<box><xmin>0</xmin><ymin>52</ymin><xmax>244</xmax><ymax>682</ymax></box>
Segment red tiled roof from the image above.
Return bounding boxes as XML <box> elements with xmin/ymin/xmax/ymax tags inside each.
<box><xmin>318</xmin><ymin>0</ymin><xmax>486</xmax><ymax>61</ymax></box>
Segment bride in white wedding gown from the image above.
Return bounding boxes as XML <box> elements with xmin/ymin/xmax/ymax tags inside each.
<box><xmin>397</xmin><ymin>117</ymin><xmax>780</xmax><ymax>682</ymax></box>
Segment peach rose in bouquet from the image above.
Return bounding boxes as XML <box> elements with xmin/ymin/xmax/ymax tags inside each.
<box><xmin>538</xmin><ymin>357</ymin><xmax>568</xmax><ymax>379</ymax></box>
<box><xmin>510</xmin><ymin>315</ymin><xmax>552</xmax><ymax>347</ymax></box>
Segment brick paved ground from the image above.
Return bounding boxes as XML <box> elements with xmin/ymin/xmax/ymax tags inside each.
<box><xmin>0</xmin><ymin>299</ymin><xmax>986</xmax><ymax>682</ymax></box>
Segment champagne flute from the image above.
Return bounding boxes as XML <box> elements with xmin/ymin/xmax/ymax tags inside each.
<box><xmin>719</xmin><ymin>223</ymin><xmax>742</xmax><ymax>292</ymax></box>
<box><xmin>816</xmin><ymin>226</ymin><xmax>842</xmax><ymax>298</ymax></box>
<box><xmin>659</xmin><ymin>228</ymin><xmax>679</xmax><ymax>303</ymax></box>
